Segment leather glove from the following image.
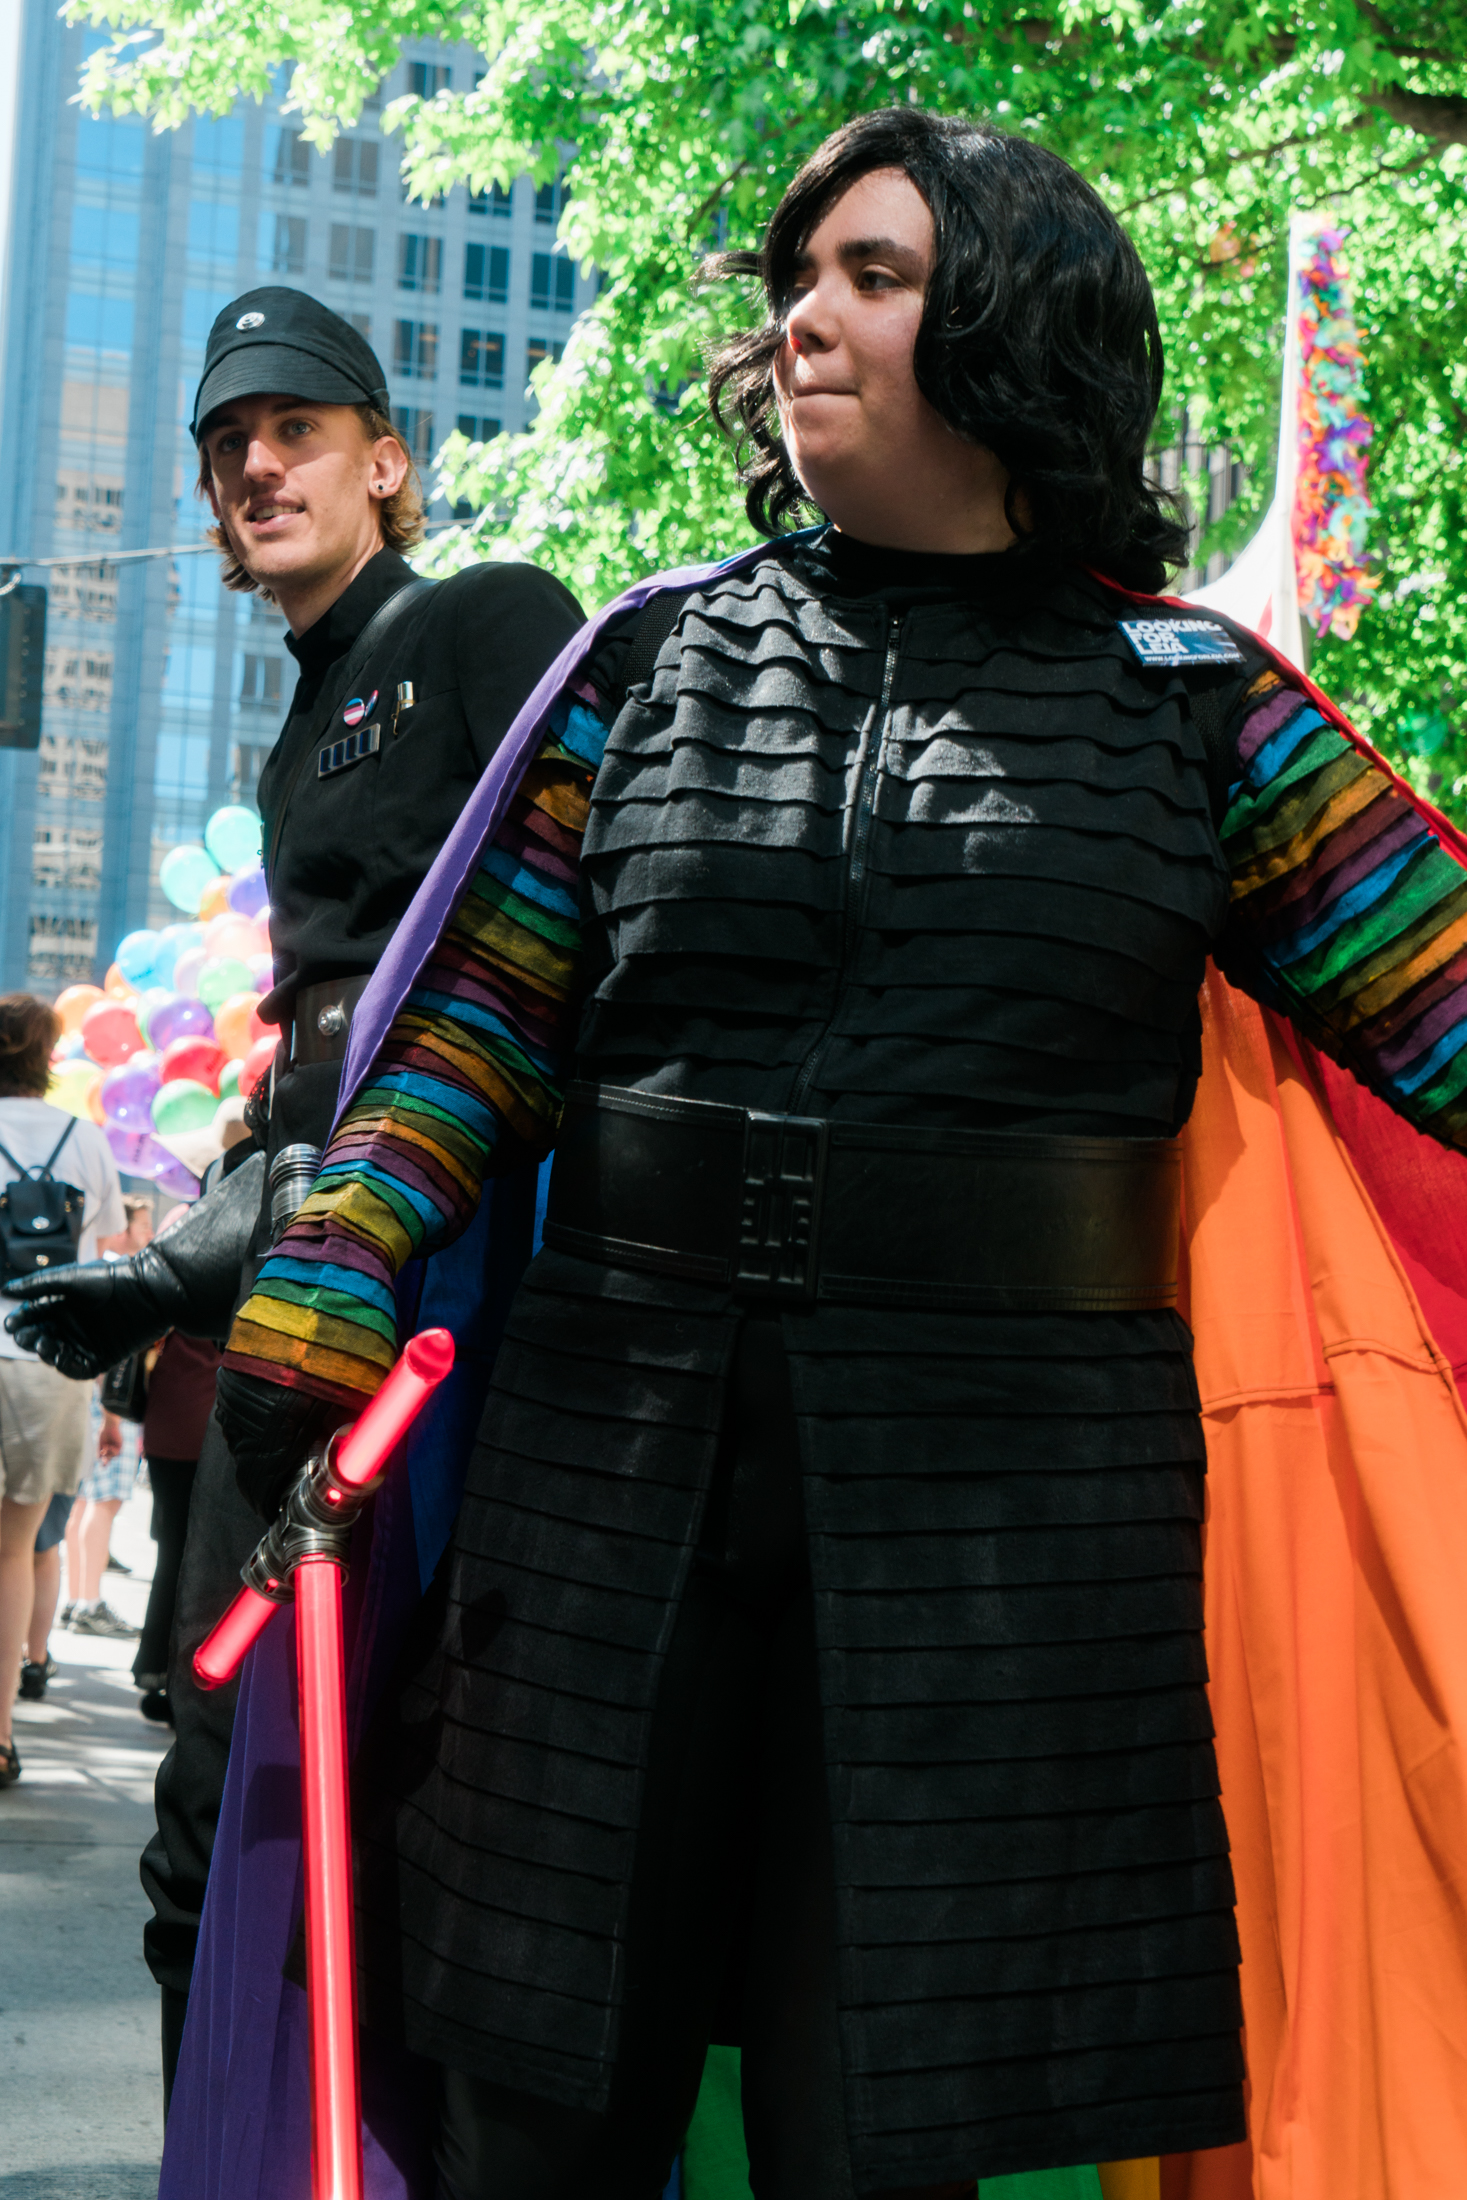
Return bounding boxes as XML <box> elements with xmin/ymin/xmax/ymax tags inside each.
<box><xmin>215</xmin><ymin>1364</ymin><xmax>348</xmax><ymax>1522</ymax></box>
<box><xmin>3</xmin><ymin>1150</ymin><xmax>265</xmax><ymax>1379</ymax></box>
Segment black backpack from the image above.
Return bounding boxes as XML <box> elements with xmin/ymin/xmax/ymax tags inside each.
<box><xmin>0</xmin><ymin>1120</ymin><xmax>86</xmax><ymax>1277</ymax></box>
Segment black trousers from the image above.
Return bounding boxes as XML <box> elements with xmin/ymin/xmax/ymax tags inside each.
<box><xmin>133</xmin><ymin>1454</ymin><xmax>199</xmax><ymax>1682</ymax></box>
<box><xmin>142</xmin><ymin>1058</ymin><xmax>343</xmax><ymax>2106</ymax></box>
<box><xmin>435</xmin><ymin>1316</ymin><xmax>861</xmax><ymax>2200</ymax></box>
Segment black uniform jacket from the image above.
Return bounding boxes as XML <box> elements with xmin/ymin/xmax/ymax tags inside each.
<box><xmin>258</xmin><ymin>544</ymin><xmax>583</xmax><ymax>1033</ymax></box>
<box><xmin>253</xmin><ymin>546</ymin><xmax>583</xmax><ymax>1156</ymax></box>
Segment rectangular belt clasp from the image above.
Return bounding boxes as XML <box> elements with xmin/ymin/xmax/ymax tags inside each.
<box><xmin>735</xmin><ymin>1112</ymin><xmax>828</xmax><ymax>1302</ymax></box>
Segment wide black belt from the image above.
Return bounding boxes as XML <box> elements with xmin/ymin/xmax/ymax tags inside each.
<box><xmin>289</xmin><ymin>972</ymin><xmax>373</xmax><ymax>1067</ymax></box>
<box><xmin>544</xmin><ymin>1082</ymin><xmax>1181</xmax><ymax>1313</ymax></box>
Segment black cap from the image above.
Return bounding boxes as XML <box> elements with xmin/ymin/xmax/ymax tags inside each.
<box><xmin>191</xmin><ymin>287</ymin><xmax>391</xmax><ymax>441</ymax></box>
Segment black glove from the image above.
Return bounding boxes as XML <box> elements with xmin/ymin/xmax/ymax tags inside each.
<box><xmin>3</xmin><ymin>1150</ymin><xmax>265</xmax><ymax>1379</ymax></box>
<box><xmin>214</xmin><ymin>1364</ymin><xmax>346</xmax><ymax>1521</ymax></box>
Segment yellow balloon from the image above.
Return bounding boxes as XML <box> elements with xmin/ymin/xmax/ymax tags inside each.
<box><xmin>47</xmin><ymin>1060</ymin><xmax>98</xmax><ymax>1119</ymax></box>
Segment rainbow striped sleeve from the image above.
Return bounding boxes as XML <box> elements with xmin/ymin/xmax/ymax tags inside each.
<box><xmin>223</xmin><ymin>696</ymin><xmax>609</xmax><ymax>1410</ymax></box>
<box><xmin>1218</xmin><ymin>667</ymin><xmax>1467</xmax><ymax>1148</ymax></box>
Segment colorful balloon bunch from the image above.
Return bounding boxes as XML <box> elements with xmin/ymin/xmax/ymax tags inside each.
<box><xmin>1294</xmin><ymin>227</ymin><xmax>1378</xmax><ymax>642</ymax></box>
<box><xmin>46</xmin><ymin>805</ymin><xmax>279</xmax><ymax>1199</ymax></box>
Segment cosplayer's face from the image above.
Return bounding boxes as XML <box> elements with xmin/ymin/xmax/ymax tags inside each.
<box><xmin>200</xmin><ymin>395</ymin><xmax>408</xmax><ymax>633</ymax></box>
<box><xmin>774</xmin><ymin>168</ymin><xmax>1014</xmax><ymax>555</ymax></box>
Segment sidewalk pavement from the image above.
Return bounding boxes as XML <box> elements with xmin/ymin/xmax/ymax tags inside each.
<box><xmin>1</xmin><ymin>1484</ymin><xmax>168</xmax><ymax>2199</ymax></box>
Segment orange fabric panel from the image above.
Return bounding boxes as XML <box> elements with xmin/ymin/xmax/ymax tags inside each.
<box><xmin>1098</xmin><ymin>2162</ymin><xmax>1161</xmax><ymax>2200</ymax></box>
<box><xmin>1163</xmin><ymin>969</ymin><xmax>1467</xmax><ymax>2200</ymax></box>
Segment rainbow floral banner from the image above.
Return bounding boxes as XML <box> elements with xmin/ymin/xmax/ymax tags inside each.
<box><xmin>1292</xmin><ymin>227</ymin><xmax>1378</xmax><ymax>640</ymax></box>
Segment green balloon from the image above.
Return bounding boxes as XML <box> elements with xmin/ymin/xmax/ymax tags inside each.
<box><xmin>218</xmin><ymin>1060</ymin><xmax>242</xmax><ymax>1099</ymax></box>
<box><xmin>197</xmin><ymin>956</ymin><xmax>253</xmax><ymax>1013</ymax></box>
<box><xmin>152</xmin><ymin>1078</ymin><xmax>218</xmax><ymax>1135</ymax></box>
<box><xmin>204</xmin><ymin>806</ymin><xmax>263</xmax><ymax>874</ymax></box>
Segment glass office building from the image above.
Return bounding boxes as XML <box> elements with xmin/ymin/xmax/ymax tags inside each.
<box><xmin>0</xmin><ymin>2</ymin><xmax>593</xmax><ymax>992</ymax></box>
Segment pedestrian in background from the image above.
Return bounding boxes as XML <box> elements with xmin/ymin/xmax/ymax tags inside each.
<box><xmin>0</xmin><ymin>993</ymin><xmax>123</xmax><ymax>1789</ymax></box>
<box><xmin>59</xmin><ymin>1194</ymin><xmax>155</xmax><ymax>1639</ymax></box>
<box><xmin>61</xmin><ymin>1401</ymin><xmax>141</xmax><ymax>1639</ymax></box>
<box><xmin>18</xmin><ymin>1487</ymin><xmax>74</xmax><ymax>1701</ymax></box>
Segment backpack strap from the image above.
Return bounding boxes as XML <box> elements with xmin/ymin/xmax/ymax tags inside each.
<box><xmin>616</xmin><ymin>589</ymin><xmax>694</xmax><ymax>714</ymax></box>
<box><xmin>41</xmin><ymin>1118</ymin><xmax>75</xmax><ymax>1176</ymax></box>
<box><xmin>0</xmin><ymin>1120</ymin><xmax>78</xmax><ymax>1184</ymax></box>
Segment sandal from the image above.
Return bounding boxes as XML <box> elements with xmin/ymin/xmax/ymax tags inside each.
<box><xmin>0</xmin><ymin>1740</ymin><xmax>19</xmax><ymax>1789</ymax></box>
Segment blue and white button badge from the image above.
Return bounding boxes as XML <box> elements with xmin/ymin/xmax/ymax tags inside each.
<box><xmin>1119</xmin><ymin>617</ymin><xmax>1245</xmax><ymax>668</ymax></box>
<box><xmin>342</xmin><ymin>690</ymin><xmax>377</xmax><ymax>728</ymax></box>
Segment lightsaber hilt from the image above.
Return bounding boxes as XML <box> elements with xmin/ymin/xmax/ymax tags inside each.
<box><xmin>194</xmin><ymin>1328</ymin><xmax>456</xmax><ymax>1690</ymax></box>
<box><xmin>240</xmin><ymin>1431</ymin><xmax>382</xmax><ymax>1610</ymax></box>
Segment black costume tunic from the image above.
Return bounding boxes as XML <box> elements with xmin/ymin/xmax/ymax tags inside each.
<box><xmin>356</xmin><ymin>536</ymin><xmax>1264</xmax><ymax>2183</ymax></box>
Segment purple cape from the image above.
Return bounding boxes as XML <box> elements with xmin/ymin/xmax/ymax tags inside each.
<box><xmin>160</xmin><ymin>542</ymin><xmax>778</xmax><ymax>2200</ymax></box>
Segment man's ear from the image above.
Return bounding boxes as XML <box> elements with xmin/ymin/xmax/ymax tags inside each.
<box><xmin>369</xmin><ymin>435</ymin><xmax>411</xmax><ymax>501</ymax></box>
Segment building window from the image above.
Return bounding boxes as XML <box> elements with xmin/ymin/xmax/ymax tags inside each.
<box><xmin>267</xmin><ymin>213</ymin><xmax>307</xmax><ymax>274</ymax></box>
<box><xmin>534</xmin><ymin>176</ymin><xmax>563</xmax><ymax>226</ymax></box>
<box><xmin>329</xmin><ymin>224</ymin><xmax>375</xmax><ymax>284</ymax></box>
<box><xmin>240</xmin><ymin>654</ymin><xmax>283</xmax><ymax>709</ymax></box>
<box><xmin>407</xmin><ymin>61</ymin><xmax>451</xmax><ymax>97</ymax></box>
<box><xmin>468</xmin><ymin>181</ymin><xmax>513</xmax><ymax>218</ymax></box>
<box><xmin>526</xmin><ymin>336</ymin><xmax>565</xmax><ymax>379</ymax></box>
<box><xmin>398</xmin><ymin>234</ymin><xmax>443</xmax><ymax>294</ymax></box>
<box><xmin>394</xmin><ymin>319</ymin><xmax>439</xmax><ymax>380</ymax></box>
<box><xmin>348</xmin><ymin>312</ymin><xmax>372</xmax><ymax>340</ymax></box>
<box><xmin>463</xmin><ymin>243</ymin><xmax>509</xmax><ymax>303</ymax></box>
<box><xmin>333</xmin><ymin>138</ymin><xmax>379</xmax><ymax>198</ymax></box>
<box><xmin>531</xmin><ymin>252</ymin><xmax>575</xmax><ymax>314</ymax></box>
<box><xmin>231</xmin><ymin>743</ymin><xmax>272</xmax><ymax>808</ymax></box>
<box><xmin>459</xmin><ymin>329</ymin><xmax>505</xmax><ymax>390</ymax></box>
<box><xmin>272</xmin><ymin>128</ymin><xmax>311</xmax><ymax>187</ymax></box>
<box><xmin>456</xmin><ymin>413</ymin><xmax>502</xmax><ymax>442</ymax></box>
<box><xmin>392</xmin><ymin>405</ymin><xmax>436</xmax><ymax>463</ymax></box>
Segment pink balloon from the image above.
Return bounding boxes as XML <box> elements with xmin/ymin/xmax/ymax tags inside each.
<box><xmin>173</xmin><ymin>947</ymin><xmax>208</xmax><ymax>998</ymax></box>
<box><xmin>204</xmin><ymin>914</ymin><xmax>261</xmax><ymax>963</ymax></box>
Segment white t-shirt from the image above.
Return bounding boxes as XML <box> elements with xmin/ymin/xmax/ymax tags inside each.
<box><xmin>0</xmin><ymin>1098</ymin><xmax>126</xmax><ymax>1360</ymax></box>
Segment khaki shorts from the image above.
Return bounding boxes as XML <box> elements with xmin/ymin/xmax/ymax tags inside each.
<box><xmin>0</xmin><ymin>1358</ymin><xmax>94</xmax><ymax>1507</ymax></box>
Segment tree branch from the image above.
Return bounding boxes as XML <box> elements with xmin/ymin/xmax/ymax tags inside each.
<box><xmin>1370</xmin><ymin>86</ymin><xmax>1467</xmax><ymax>142</ymax></box>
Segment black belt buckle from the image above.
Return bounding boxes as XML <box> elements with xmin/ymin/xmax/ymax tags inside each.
<box><xmin>735</xmin><ymin>1111</ymin><xmax>829</xmax><ymax>1302</ymax></box>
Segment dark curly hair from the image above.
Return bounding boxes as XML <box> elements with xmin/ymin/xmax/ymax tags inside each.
<box><xmin>706</xmin><ymin>108</ymin><xmax>1189</xmax><ymax>591</ymax></box>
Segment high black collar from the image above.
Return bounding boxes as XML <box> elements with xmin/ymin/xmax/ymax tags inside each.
<box><xmin>793</xmin><ymin>524</ymin><xmax>1053</xmax><ymax>609</ymax></box>
<box><xmin>284</xmin><ymin>546</ymin><xmax>418</xmax><ymax>681</ymax></box>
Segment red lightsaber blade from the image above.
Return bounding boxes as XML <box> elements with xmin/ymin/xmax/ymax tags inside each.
<box><xmin>297</xmin><ymin>1555</ymin><xmax>360</xmax><ymax>2200</ymax></box>
<box><xmin>192</xmin><ymin>1327</ymin><xmax>455</xmax><ymax>2200</ymax></box>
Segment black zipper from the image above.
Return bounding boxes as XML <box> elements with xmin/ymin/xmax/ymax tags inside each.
<box><xmin>788</xmin><ymin>611</ymin><xmax>902</xmax><ymax>1115</ymax></box>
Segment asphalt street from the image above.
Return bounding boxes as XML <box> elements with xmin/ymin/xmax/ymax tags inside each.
<box><xmin>1</xmin><ymin>1483</ymin><xmax>168</xmax><ymax>2200</ymax></box>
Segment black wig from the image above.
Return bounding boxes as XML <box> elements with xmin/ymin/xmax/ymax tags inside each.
<box><xmin>706</xmin><ymin>108</ymin><xmax>1189</xmax><ymax>591</ymax></box>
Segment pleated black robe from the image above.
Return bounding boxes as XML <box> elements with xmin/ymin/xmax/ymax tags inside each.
<box><xmin>354</xmin><ymin>535</ymin><xmax>1264</xmax><ymax>2185</ymax></box>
